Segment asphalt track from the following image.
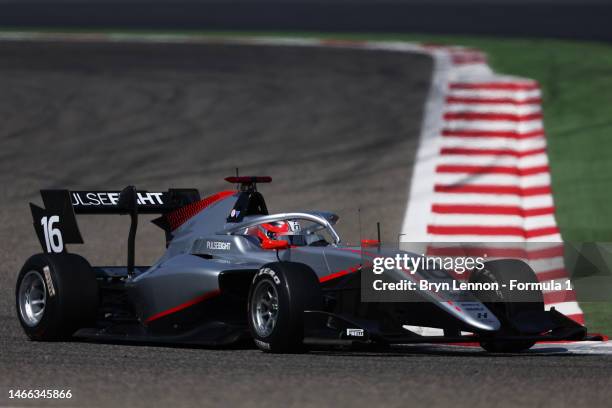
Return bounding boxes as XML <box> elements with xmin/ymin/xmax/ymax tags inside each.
<box><xmin>1</xmin><ymin>39</ymin><xmax>612</xmax><ymax>407</ymax></box>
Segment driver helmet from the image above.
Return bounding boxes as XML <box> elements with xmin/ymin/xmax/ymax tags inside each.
<box><xmin>255</xmin><ymin>220</ymin><xmax>301</xmax><ymax>243</ymax></box>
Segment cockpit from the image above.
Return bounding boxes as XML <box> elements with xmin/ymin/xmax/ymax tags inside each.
<box><xmin>225</xmin><ymin>212</ymin><xmax>341</xmax><ymax>249</ymax></box>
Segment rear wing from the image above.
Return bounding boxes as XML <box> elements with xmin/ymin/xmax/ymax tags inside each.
<box><xmin>30</xmin><ymin>186</ymin><xmax>200</xmax><ymax>273</ymax></box>
<box><xmin>67</xmin><ymin>189</ymin><xmax>199</xmax><ymax>214</ymax></box>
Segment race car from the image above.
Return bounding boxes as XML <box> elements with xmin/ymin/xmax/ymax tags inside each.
<box><xmin>16</xmin><ymin>176</ymin><xmax>587</xmax><ymax>353</ymax></box>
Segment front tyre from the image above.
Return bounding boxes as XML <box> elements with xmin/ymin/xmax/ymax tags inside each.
<box><xmin>470</xmin><ymin>259</ymin><xmax>544</xmax><ymax>353</ymax></box>
<box><xmin>16</xmin><ymin>253</ymin><xmax>98</xmax><ymax>340</ymax></box>
<box><xmin>248</xmin><ymin>262</ymin><xmax>323</xmax><ymax>353</ymax></box>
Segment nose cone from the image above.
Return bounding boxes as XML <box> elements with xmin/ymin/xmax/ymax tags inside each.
<box><xmin>453</xmin><ymin>302</ymin><xmax>501</xmax><ymax>332</ymax></box>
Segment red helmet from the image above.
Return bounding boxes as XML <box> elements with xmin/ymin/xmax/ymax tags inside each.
<box><xmin>256</xmin><ymin>222</ymin><xmax>289</xmax><ymax>244</ymax></box>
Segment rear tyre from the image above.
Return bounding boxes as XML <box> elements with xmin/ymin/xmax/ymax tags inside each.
<box><xmin>470</xmin><ymin>259</ymin><xmax>543</xmax><ymax>353</ymax></box>
<box><xmin>15</xmin><ymin>253</ymin><xmax>98</xmax><ymax>340</ymax></box>
<box><xmin>248</xmin><ymin>262</ymin><xmax>323</xmax><ymax>353</ymax></box>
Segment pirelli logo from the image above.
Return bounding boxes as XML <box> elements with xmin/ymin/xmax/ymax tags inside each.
<box><xmin>43</xmin><ymin>266</ymin><xmax>56</xmax><ymax>297</ymax></box>
<box><xmin>346</xmin><ymin>328</ymin><xmax>364</xmax><ymax>337</ymax></box>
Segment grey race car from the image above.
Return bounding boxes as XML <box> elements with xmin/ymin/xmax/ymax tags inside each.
<box><xmin>16</xmin><ymin>176</ymin><xmax>587</xmax><ymax>352</ymax></box>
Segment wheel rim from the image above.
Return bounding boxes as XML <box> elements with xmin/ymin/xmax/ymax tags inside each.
<box><xmin>18</xmin><ymin>270</ymin><xmax>47</xmax><ymax>327</ymax></box>
<box><xmin>251</xmin><ymin>280</ymin><xmax>279</xmax><ymax>338</ymax></box>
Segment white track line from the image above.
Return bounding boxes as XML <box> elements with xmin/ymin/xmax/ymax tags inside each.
<box><xmin>447</xmin><ymin>89</ymin><xmax>542</xmax><ymax>99</ymax></box>
<box><xmin>435</xmin><ymin>173</ymin><xmax>552</xmax><ymax>188</ymax></box>
<box><xmin>444</xmin><ymin>104</ymin><xmax>542</xmax><ymax>114</ymax></box>
<box><xmin>436</xmin><ymin>153</ymin><xmax>550</xmax><ymax>167</ymax></box>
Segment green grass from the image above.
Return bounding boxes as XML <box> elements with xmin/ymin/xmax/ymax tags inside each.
<box><xmin>3</xmin><ymin>28</ymin><xmax>612</xmax><ymax>333</ymax></box>
<box><xmin>580</xmin><ymin>302</ymin><xmax>612</xmax><ymax>335</ymax></box>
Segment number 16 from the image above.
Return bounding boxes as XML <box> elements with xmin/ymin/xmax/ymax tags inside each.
<box><xmin>41</xmin><ymin>215</ymin><xmax>63</xmax><ymax>253</ymax></box>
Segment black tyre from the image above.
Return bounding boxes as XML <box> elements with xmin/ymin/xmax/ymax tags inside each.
<box><xmin>247</xmin><ymin>262</ymin><xmax>323</xmax><ymax>353</ymax></box>
<box><xmin>15</xmin><ymin>253</ymin><xmax>98</xmax><ymax>340</ymax></box>
<box><xmin>470</xmin><ymin>259</ymin><xmax>544</xmax><ymax>353</ymax></box>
